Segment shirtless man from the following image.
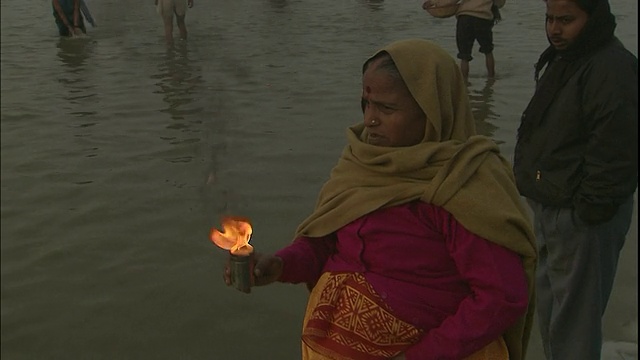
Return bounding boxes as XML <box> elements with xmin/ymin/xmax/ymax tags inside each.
<box><xmin>155</xmin><ymin>0</ymin><xmax>194</xmax><ymax>45</ymax></box>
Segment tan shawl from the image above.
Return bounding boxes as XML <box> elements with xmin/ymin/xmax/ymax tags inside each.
<box><xmin>294</xmin><ymin>39</ymin><xmax>536</xmax><ymax>360</ymax></box>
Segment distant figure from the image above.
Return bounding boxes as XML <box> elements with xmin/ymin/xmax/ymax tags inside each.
<box><xmin>52</xmin><ymin>0</ymin><xmax>86</xmax><ymax>37</ymax></box>
<box><xmin>155</xmin><ymin>0</ymin><xmax>194</xmax><ymax>45</ymax></box>
<box><xmin>455</xmin><ymin>0</ymin><xmax>505</xmax><ymax>80</ymax></box>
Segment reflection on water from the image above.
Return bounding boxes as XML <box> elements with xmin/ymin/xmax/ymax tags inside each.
<box><xmin>56</xmin><ymin>37</ymin><xmax>94</xmax><ymax>72</ymax></box>
<box><xmin>361</xmin><ymin>0</ymin><xmax>385</xmax><ymax>11</ymax></box>
<box><xmin>56</xmin><ymin>37</ymin><xmax>99</xmax><ymax>131</ymax></box>
<box><xmin>468</xmin><ymin>78</ymin><xmax>499</xmax><ymax>140</ymax></box>
<box><xmin>152</xmin><ymin>43</ymin><xmax>203</xmax><ymax>122</ymax></box>
<box><xmin>267</xmin><ymin>0</ymin><xmax>288</xmax><ymax>10</ymax></box>
<box><xmin>152</xmin><ymin>42</ymin><xmax>205</xmax><ymax>154</ymax></box>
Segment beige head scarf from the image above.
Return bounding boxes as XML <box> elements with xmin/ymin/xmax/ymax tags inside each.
<box><xmin>294</xmin><ymin>39</ymin><xmax>536</xmax><ymax>360</ymax></box>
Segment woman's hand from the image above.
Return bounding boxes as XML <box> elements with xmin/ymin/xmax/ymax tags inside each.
<box><xmin>222</xmin><ymin>252</ymin><xmax>283</xmax><ymax>293</ymax></box>
<box><xmin>253</xmin><ymin>252</ymin><xmax>283</xmax><ymax>286</ymax></box>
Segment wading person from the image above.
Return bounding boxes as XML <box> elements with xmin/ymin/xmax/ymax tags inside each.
<box><xmin>223</xmin><ymin>39</ymin><xmax>537</xmax><ymax>360</ymax></box>
<box><xmin>155</xmin><ymin>0</ymin><xmax>194</xmax><ymax>45</ymax></box>
<box><xmin>513</xmin><ymin>0</ymin><xmax>638</xmax><ymax>359</ymax></box>
<box><xmin>52</xmin><ymin>0</ymin><xmax>86</xmax><ymax>37</ymax></box>
<box><xmin>455</xmin><ymin>0</ymin><xmax>506</xmax><ymax>80</ymax></box>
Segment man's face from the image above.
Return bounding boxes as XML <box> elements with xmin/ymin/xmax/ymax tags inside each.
<box><xmin>545</xmin><ymin>0</ymin><xmax>589</xmax><ymax>50</ymax></box>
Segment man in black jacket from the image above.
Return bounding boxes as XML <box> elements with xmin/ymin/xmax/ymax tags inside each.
<box><xmin>513</xmin><ymin>0</ymin><xmax>638</xmax><ymax>359</ymax></box>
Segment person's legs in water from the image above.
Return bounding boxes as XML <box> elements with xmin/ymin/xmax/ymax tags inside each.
<box><xmin>173</xmin><ymin>0</ymin><xmax>188</xmax><ymax>41</ymax></box>
<box><xmin>176</xmin><ymin>15</ymin><xmax>187</xmax><ymax>40</ymax></box>
<box><xmin>163</xmin><ymin>15</ymin><xmax>174</xmax><ymax>45</ymax></box>
<box><xmin>476</xmin><ymin>18</ymin><xmax>496</xmax><ymax>78</ymax></box>
<box><xmin>157</xmin><ymin>0</ymin><xmax>176</xmax><ymax>44</ymax></box>
<box><xmin>459</xmin><ymin>60</ymin><xmax>470</xmax><ymax>80</ymax></box>
<box><xmin>484</xmin><ymin>52</ymin><xmax>495</xmax><ymax>78</ymax></box>
<box><xmin>455</xmin><ymin>15</ymin><xmax>475</xmax><ymax>81</ymax></box>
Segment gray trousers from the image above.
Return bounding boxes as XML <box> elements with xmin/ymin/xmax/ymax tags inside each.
<box><xmin>527</xmin><ymin>196</ymin><xmax>634</xmax><ymax>360</ymax></box>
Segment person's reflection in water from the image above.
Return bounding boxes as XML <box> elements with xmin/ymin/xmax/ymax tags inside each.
<box><xmin>152</xmin><ymin>42</ymin><xmax>204</xmax><ymax>147</ymax></box>
<box><xmin>361</xmin><ymin>0</ymin><xmax>384</xmax><ymax>11</ymax></box>
<box><xmin>56</xmin><ymin>37</ymin><xmax>98</xmax><ymax>126</ymax></box>
<box><xmin>268</xmin><ymin>0</ymin><xmax>287</xmax><ymax>10</ymax></box>
<box><xmin>467</xmin><ymin>78</ymin><xmax>498</xmax><ymax>138</ymax></box>
<box><xmin>56</xmin><ymin>37</ymin><xmax>94</xmax><ymax>77</ymax></box>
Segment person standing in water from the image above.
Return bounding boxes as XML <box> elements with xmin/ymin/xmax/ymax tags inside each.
<box><xmin>455</xmin><ymin>0</ymin><xmax>505</xmax><ymax>80</ymax></box>
<box><xmin>52</xmin><ymin>0</ymin><xmax>86</xmax><ymax>37</ymax></box>
<box><xmin>155</xmin><ymin>0</ymin><xmax>194</xmax><ymax>45</ymax></box>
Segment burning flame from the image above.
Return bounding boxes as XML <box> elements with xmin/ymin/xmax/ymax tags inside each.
<box><xmin>210</xmin><ymin>216</ymin><xmax>253</xmax><ymax>256</ymax></box>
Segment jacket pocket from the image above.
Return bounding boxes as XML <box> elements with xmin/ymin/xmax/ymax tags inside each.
<box><xmin>533</xmin><ymin>168</ymin><xmax>580</xmax><ymax>206</ymax></box>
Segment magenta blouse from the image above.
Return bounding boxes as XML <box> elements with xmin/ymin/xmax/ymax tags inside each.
<box><xmin>275</xmin><ymin>201</ymin><xmax>528</xmax><ymax>360</ymax></box>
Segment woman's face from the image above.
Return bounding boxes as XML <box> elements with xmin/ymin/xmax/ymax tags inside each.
<box><xmin>361</xmin><ymin>60</ymin><xmax>426</xmax><ymax>147</ymax></box>
<box><xmin>545</xmin><ymin>0</ymin><xmax>589</xmax><ymax>50</ymax></box>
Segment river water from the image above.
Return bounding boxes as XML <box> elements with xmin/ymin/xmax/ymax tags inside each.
<box><xmin>1</xmin><ymin>0</ymin><xmax>637</xmax><ymax>359</ymax></box>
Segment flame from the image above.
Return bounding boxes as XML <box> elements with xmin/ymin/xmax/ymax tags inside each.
<box><xmin>210</xmin><ymin>216</ymin><xmax>253</xmax><ymax>256</ymax></box>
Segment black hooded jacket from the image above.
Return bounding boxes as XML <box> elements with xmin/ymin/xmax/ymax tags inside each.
<box><xmin>513</xmin><ymin>0</ymin><xmax>638</xmax><ymax>224</ymax></box>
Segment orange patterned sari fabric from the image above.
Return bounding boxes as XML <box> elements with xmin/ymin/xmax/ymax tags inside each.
<box><xmin>301</xmin><ymin>272</ymin><xmax>510</xmax><ymax>360</ymax></box>
<box><xmin>301</xmin><ymin>272</ymin><xmax>422</xmax><ymax>360</ymax></box>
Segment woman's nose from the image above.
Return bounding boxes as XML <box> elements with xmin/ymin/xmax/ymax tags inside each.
<box><xmin>363</xmin><ymin>107</ymin><xmax>379</xmax><ymax>127</ymax></box>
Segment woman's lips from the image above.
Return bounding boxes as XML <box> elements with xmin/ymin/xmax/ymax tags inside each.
<box><xmin>367</xmin><ymin>133</ymin><xmax>384</xmax><ymax>145</ymax></box>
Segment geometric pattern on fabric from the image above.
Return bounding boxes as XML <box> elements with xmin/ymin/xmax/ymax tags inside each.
<box><xmin>302</xmin><ymin>272</ymin><xmax>422</xmax><ymax>360</ymax></box>
<box><xmin>301</xmin><ymin>272</ymin><xmax>510</xmax><ymax>360</ymax></box>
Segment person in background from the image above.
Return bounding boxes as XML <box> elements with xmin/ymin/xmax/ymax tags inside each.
<box><xmin>455</xmin><ymin>0</ymin><xmax>506</xmax><ymax>80</ymax></box>
<box><xmin>155</xmin><ymin>0</ymin><xmax>194</xmax><ymax>45</ymax></box>
<box><xmin>52</xmin><ymin>0</ymin><xmax>86</xmax><ymax>37</ymax></box>
<box><xmin>223</xmin><ymin>39</ymin><xmax>537</xmax><ymax>360</ymax></box>
<box><xmin>513</xmin><ymin>0</ymin><xmax>638</xmax><ymax>359</ymax></box>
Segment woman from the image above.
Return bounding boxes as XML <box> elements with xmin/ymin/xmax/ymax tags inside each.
<box><xmin>223</xmin><ymin>39</ymin><xmax>537</xmax><ymax>360</ymax></box>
